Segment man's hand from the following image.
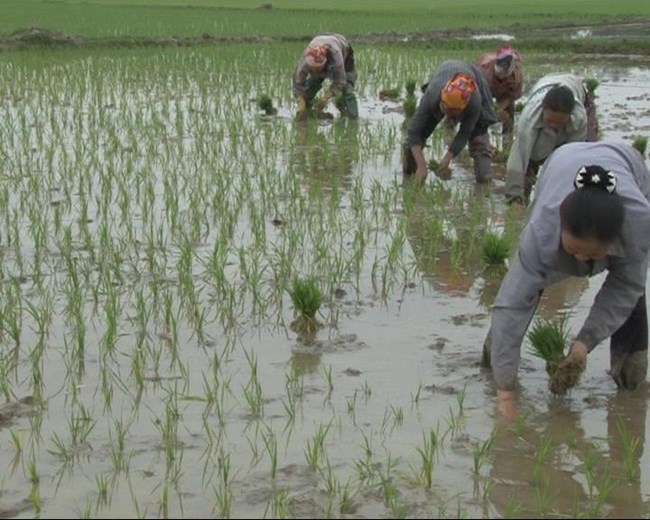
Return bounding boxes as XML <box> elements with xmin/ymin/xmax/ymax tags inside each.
<box><xmin>497</xmin><ymin>389</ymin><xmax>517</xmax><ymax>420</ymax></box>
<box><xmin>435</xmin><ymin>155</ymin><xmax>452</xmax><ymax>180</ymax></box>
<box><xmin>315</xmin><ymin>91</ymin><xmax>333</xmax><ymax>111</ymax></box>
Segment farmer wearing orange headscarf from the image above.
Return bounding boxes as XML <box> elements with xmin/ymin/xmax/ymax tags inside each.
<box><xmin>292</xmin><ymin>33</ymin><xmax>358</xmax><ymax>119</ymax></box>
<box><xmin>403</xmin><ymin>60</ymin><xmax>499</xmax><ymax>184</ymax></box>
<box><xmin>476</xmin><ymin>45</ymin><xmax>524</xmax><ymax>135</ymax></box>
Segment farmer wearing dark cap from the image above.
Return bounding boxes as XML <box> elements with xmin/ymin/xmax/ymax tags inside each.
<box><xmin>476</xmin><ymin>45</ymin><xmax>524</xmax><ymax>135</ymax></box>
<box><xmin>403</xmin><ymin>60</ymin><xmax>499</xmax><ymax>184</ymax></box>
<box><xmin>292</xmin><ymin>33</ymin><xmax>359</xmax><ymax>119</ymax></box>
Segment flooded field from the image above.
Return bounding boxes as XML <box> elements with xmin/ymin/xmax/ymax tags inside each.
<box><xmin>0</xmin><ymin>45</ymin><xmax>649</xmax><ymax>518</ymax></box>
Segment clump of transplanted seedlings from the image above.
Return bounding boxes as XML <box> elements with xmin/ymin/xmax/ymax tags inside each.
<box><xmin>403</xmin><ymin>96</ymin><xmax>417</xmax><ymax>118</ymax></box>
<box><xmin>405</xmin><ymin>79</ymin><xmax>417</xmax><ymax>97</ymax></box>
<box><xmin>528</xmin><ymin>316</ymin><xmax>584</xmax><ymax>394</ymax></box>
<box><xmin>288</xmin><ymin>277</ymin><xmax>323</xmax><ymax>333</ymax></box>
<box><xmin>379</xmin><ymin>87</ymin><xmax>401</xmax><ymax>100</ymax></box>
<box><xmin>585</xmin><ymin>78</ymin><xmax>599</xmax><ymax>96</ymax></box>
<box><xmin>480</xmin><ymin>231</ymin><xmax>511</xmax><ymax>266</ymax></box>
<box><xmin>632</xmin><ymin>136</ymin><xmax>647</xmax><ymax>157</ymax></box>
<box><xmin>257</xmin><ymin>94</ymin><xmax>277</xmax><ymax>116</ymax></box>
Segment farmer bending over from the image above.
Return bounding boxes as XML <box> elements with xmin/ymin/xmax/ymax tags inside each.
<box><xmin>483</xmin><ymin>141</ymin><xmax>650</xmax><ymax>420</ymax></box>
<box><xmin>292</xmin><ymin>33</ymin><xmax>358</xmax><ymax>119</ymax></box>
<box><xmin>403</xmin><ymin>60</ymin><xmax>498</xmax><ymax>184</ymax></box>
<box><xmin>475</xmin><ymin>45</ymin><xmax>524</xmax><ymax>135</ymax></box>
<box><xmin>505</xmin><ymin>73</ymin><xmax>599</xmax><ymax>206</ymax></box>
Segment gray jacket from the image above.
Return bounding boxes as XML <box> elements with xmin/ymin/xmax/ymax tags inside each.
<box><xmin>292</xmin><ymin>33</ymin><xmax>351</xmax><ymax>98</ymax></box>
<box><xmin>406</xmin><ymin>60</ymin><xmax>498</xmax><ymax>156</ymax></box>
<box><xmin>490</xmin><ymin>141</ymin><xmax>650</xmax><ymax>390</ymax></box>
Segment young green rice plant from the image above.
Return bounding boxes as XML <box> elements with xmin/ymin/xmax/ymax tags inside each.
<box><xmin>403</xmin><ymin>96</ymin><xmax>417</xmax><ymax>119</ymax></box>
<box><xmin>379</xmin><ymin>87</ymin><xmax>401</xmax><ymax>100</ymax></box>
<box><xmin>615</xmin><ymin>417</ymin><xmax>641</xmax><ymax>482</ymax></box>
<box><xmin>416</xmin><ymin>429</ymin><xmax>439</xmax><ymax>489</ymax></box>
<box><xmin>288</xmin><ymin>276</ymin><xmax>323</xmax><ymax>333</ymax></box>
<box><xmin>632</xmin><ymin>136</ymin><xmax>647</xmax><ymax>157</ymax></box>
<box><xmin>585</xmin><ymin>78</ymin><xmax>600</xmax><ymax>96</ymax></box>
<box><xmin>405</xmin><ymin>79</ymin><xmax>417</xmax><ymax>97</ymax></box>
<box><xmin>304</xmin><ymin>422</ymin><xmax>332</xmax><ymax>470</ymax></box>
<box><xmin>472</xmin><ymin>429</ymin><xmax>497</xmax><ymax>476</ymax></box>
<box><xmin>257</xmin><ymin>94</ymin><xmax>278</xmax><ymax>116</ymax></box>
<box><xmin>480</xmin><ymin>231</ymin><xmax>511</xmax><ymax>266</ymax></box>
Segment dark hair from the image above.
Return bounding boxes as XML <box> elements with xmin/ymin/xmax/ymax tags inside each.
<box><xmin>560</xmin><ymin>165</ymin><xmax>625</xmax><ymax>244</ymax></box>
<box><xmin>542</xmin><ymin>85</ymin><xmax>575</xmax><ymax>114</ymax></box>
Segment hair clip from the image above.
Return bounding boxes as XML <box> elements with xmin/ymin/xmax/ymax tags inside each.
<box><xmin>573</xmin><ymin>165</ymin><xmax>617</xmax><ymax>194</ymax></box>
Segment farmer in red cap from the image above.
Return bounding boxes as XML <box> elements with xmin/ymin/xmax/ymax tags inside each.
<box><xmin>292</xmin><ymin>33</ymin><xmax>358</xmax><ymax>119</ymax></box>
<box><xmin>476</xmin><ymin>45</ymin><xmax>524</xmax><ymax>135</ymax></box>
<box><xmin>403</xmin><ymin>60</ymin><xmax>499</xmax><ymax>183</ymax></box>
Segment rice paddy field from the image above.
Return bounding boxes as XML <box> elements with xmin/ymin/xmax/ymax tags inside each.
<box><xmin>0</xmin><ymin>1</ymin><xmax>649</xmax><ymax>518</ymax></box>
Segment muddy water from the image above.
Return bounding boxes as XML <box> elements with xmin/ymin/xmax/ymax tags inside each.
<box><xmin>0</xmin><ymin>57</ymin><xmax>649</xmax><ymax>519</ymax></box>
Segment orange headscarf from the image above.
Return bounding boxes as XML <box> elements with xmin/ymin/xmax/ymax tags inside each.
<box><xmin>305</xmin><ymin>45</ymin><xmax>327</xmax><ymax>68</ymax></box>
<box><xmin>440</xmin><ymin>74</ymin><xmax>477</xmax><ymax>110</ymax></box>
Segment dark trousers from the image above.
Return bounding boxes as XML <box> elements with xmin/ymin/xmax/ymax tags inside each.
<box><xmin>609</xmin><ymin>294</ymin><xmax>648</xmax><ymax>390</ymax></box>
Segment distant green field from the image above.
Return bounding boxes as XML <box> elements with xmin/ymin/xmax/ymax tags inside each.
<box><xmin>1</xmin><ymin>0</ymin><xmax>648</xmax><ymax>39</ymax></box>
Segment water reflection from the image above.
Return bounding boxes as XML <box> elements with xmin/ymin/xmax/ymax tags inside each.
<box><xmin>288</xmin><ymin>118</ymin><xmax>360</xmax><ymax>195</ymax></box>
<box><xmin>403</xmin><ymin>185</ymin><xmax>490</xmax><ymax>296</ymax></box>
<box><xmin>488</xmin><ymin>388</ymin><xmax>648</xmax><ymax>518</ymax></box>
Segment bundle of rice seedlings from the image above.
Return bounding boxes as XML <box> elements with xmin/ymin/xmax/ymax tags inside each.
<box><xmin>527</xmin><ymin>317</ymin><xmax>584</xmax><ymax>395</ymax></box>
<box><xmin>334</xmin><ymin>94</ymin><xmax>346</xmax><ymax>115</ymax></box>
<box><xmin>515</xmin><ymin>102</ymin><xmax>525</xmax><ymax>113</ymax></box>
<box><xmin>405</xmin><ymin>79</ymin><xmax>417</xmax><ymax>97</ymax></box>
<box><xmin>288</xmin><ymin>277</ymin><xmax>323</xmax><ymax>333</ymax></box>
<box><xmin>585</xmin><ymin>78</ymin><xmax>600</xmax><ymax>96</ymax></box>
<box><xmin>480</xmin><ymin>232</ymin><xmax>511</xmax><ymax>266</ymax></box>
<box><xmin>427</xmin><ymin>158</ymin><xmax>440</xmax><ymax>171</ymax></box>
<box><xmin>632</xmin><ymin>136</ymin><xmax>648</xmax><ymax>157</ymax></box>
<box><xmin>403</xmin><ymin>96</ymin><xmax>417</xmax><ymax>118</ymax></box>
<box><xmin>257</xmin><ymin>94</ymin><xmax>277</xmax><ymax>115</ymax></box>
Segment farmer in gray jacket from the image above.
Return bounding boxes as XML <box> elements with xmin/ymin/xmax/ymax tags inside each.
<box><xmin>292</xmin><ymin>33</ymin><xmax>358</xmax><ymax>119</ymax></box>
<box><xmin>505</xmin><ymin>72</ymin><xmax>599</xmax><ymax>205</ymax></box>
<box><xmin>483</xmin><ymin>140</ymin><xmax>650</xmax><ymax>420</ymax></box>
<box><xmin>403</xmin><ymin>60</ymin><xmax>499</xmax><ymax>184</ymax></box>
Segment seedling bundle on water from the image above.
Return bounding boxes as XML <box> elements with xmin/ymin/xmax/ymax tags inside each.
<box><xmin>527</xmin><ymin>316</ymin><xmax>584</xmax><ymax>394</ymax></box>
<box><xmin>257</xmin><ymin>94</ymin><xmax>277</xmax><ymax>116</ymax></box>
<box><xmin>480</xmin><ymin>231</ymin><xmax>510</xmax><ymax>267</ymax></box>
<box><xmin>288</xmin><ymin>277</ymin><xmax>323</xmax><ymax>333</ymax></box>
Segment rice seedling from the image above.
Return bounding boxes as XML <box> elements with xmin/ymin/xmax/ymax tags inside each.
<box><xmin>405</xmin><ymin>79</ymin><xmax>417</xmax><ymax>97</ymax></box>
<box><xmin>585</xmin><ymin>77</ymin><xmax>600</xmax><ymax>95</ymax></box>
<box><xmin>379</xmin><ymin>87</ymin><xmax>401</xmax><ymax>100</ymax></box>
<box><xmin>615</xmin><ymin>417</ymin><xmax>641</xmax><ymax>482</ymax></box>
<box><xmin>472</xmin><ymin>429</ymin><xmax>497</xmax><ymax>476</ymax></box>
<box><xmin>632</xmin><ymin>136</ymin><xmax>647</xmax><ymax>157</ymax></box>
<box><xmin>257</xmin><ymin>94</ymin><xmax>277</xmax><ymax>116</ymax></box>
<box><xmin>287</xmin><ymin>276</ymin><xmax>323</xmax><ymax>333</ymax></box>
<box><xmin>415</xmin><ymin>429</ymin><xmax>439</xmax><ymax>489</ymax></box>
<box><xmin>480</xmin><ymin>231</ymin><xmax>511</xmax><ymax>266</ymax></box>
<box><xmin>403</xmin><ymin>96</ymin><xmax>417</xmax><ymax>118</ymax></box>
